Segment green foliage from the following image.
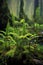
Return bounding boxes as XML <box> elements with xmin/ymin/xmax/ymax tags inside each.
<box><xmin>0</xmin><ymin>1</ymin><xmax>43</xmax><ymax>65</ymax></box>
<box><xmin>0</xmin><ymin>14</ymin><xmax>43</xmax><ymax>65</ymax></box>
<box><xmin>6</xmin><ymin>48</ymin><xmax>16</xmax><ymax>57</ymax></box>
<box><xmin>35</xmin><ymin>7</ymin><xmax>43</xmax><ymax>24</ymax></box>
<box><xmin>36</xmin><ymin>7</ymin><xmax>40</xmax><ymax>18</ymax></box>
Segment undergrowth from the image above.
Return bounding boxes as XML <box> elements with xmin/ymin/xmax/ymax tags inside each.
<box><xmin>0</xmin><ymin>16</ymin><xmax>43</xmax><ymax>65</ymax></box>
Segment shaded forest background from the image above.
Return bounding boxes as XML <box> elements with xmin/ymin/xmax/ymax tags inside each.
<box><xmin>0</xmin><ymin>0</ymin><xmax>43</xmax><ymax>30</ymax></box>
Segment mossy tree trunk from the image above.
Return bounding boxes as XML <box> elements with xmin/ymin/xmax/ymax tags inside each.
<box><xmin>19</xmin><ymin>0</ymin><xmax>29</xmax><ymax>21</ymax></box>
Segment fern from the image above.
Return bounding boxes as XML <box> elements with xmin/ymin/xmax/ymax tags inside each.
<box><xmin>0</xmin><ymin>34</ymin><xmax>5</xmax><ymax>39</ymax></box>
<box><xmin>0</xmin><ymin>31</ymin><xmax>6</xmax><ymax>35</ymax></box>
<box><xmin>6</xmin><ymin>22</ymin><xmax>10</xmax><ymax>35</ymax></box>
<box><xmin>5</xmin><ymin>47</ymin><xmax>16</xmax><ymax>57</ymax></box>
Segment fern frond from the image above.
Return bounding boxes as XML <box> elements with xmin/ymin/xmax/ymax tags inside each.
<box><xmin>5</xmin><ymin>36</ymin><xmax>16</xmax><ymax>44</ymax></box>
<box><xmin>0</xmin><ymin>31</ymin><xmax>6</xmax><ymax>35</ymax></box>
<box><xmin>0</xmin><ymin>34</ymin><xmax>5</xmax><ymax>39</ymax></box>
<box><xmin>8</xmin><ymin>32</ymin><xmax>19</xmax><ymax>38</ymax></box>
<box><xmin>0</xmin><ymin>40</ymin><xmax>4</xmax><ymax>44</ymax></box>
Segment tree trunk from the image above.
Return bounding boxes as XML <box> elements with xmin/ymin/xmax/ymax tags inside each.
<box><xmin>0</xmin><ymin>0</ymin><xmax>11</xmax><ymax>30</ymax></box>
